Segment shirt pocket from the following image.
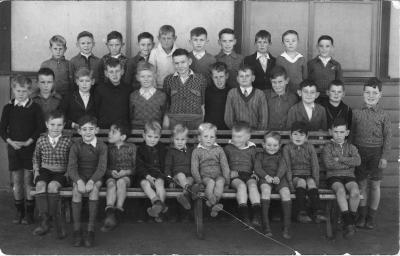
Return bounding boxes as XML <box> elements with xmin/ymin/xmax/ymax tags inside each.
<box><xmin>189</xmin><ymin>89</ymin><xmax>201</xmax><ymax>97</ymax></box>
<box><xmin>171</xmin><ymin>89</ymin><xmax>178</xmax><ymax>96</ymax></box>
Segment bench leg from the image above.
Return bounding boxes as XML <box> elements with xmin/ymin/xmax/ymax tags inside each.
<box><xmin>194</xmin><ymin>198</ymin><xmax>204</xmax><ymax>240</ymax></box>
<box><xmin>64</xmin><ymin>198</ymin><xmax>71</xmax><ymax>224</ymax></box>
<box><xmin>325</xmin><ymin>200</ymin><xmax>334</xmax><ymax>239</ymax></box>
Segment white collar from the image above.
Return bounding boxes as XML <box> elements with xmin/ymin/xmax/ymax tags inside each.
<box><xmin>318</xmin><ymin>56</ymin><xmax>331</xmax><ymax>64</ymax></box>
<box><xmin>303</xmin><ymin>102</ymin><xmax>315</xmax><ymax>109</ymax></box>
<box><xmin>84</xmin><ymin>137</ymin><xmax>97</xmax><ymax>147</ymax></box>
<box><xmin>111</xmin><ymin>53</ymin><xmax>121</xmax><ymax>59</ymax></box>
<box><xmin>48</xmin><ymin>134</ymin><xmax>61</xmax><ymax>143</ymax></box>
<box><xmin>79</xmin><ymin>91</ymin><xmax>90</xmax><ymax>97</ymax></box>
<box><xmin>228</xmin><ymin>140</ymin><xmax>256</xmax><ymax>149</ymax></box>
<box><xmin>173</xmin><ymin>69</ymin><xmax>194</xmax><ymax>77</ymax></box>
<box><xmin>193</xmin><ymin>51</ymin><xmax>206</xmax><ymax>59</ymax></box>
<box><xmin>139</xmin><ymin>87</ymin><xmax>156</xmax><ymax>95</ymax></box>
<box><xmin>256</xmin><ymin>52</ymin><xmax>270</xmax><ymax>60</ymax></box>
<box><xmin>240</xmin><ymin>86</ymin><xmax>253</xmax><ymax>94</ymax></box>
<box><xmin>158</xmin><ymin>43</ymin><xmax>177</xmax><ymax>56</ymax></box>
<box><xmin>14</xmin><ymin>98</ymin><xmax>29</xmax><ymax>107</ymax></box>
<box><xmin>197</xmin><ymin>143</ymin><xmax>218</xmax><ymax>149</ymax></box>
<box><xmin>80</xmin><ymin>52</ymin><xmax>92</xmax><ymax>59</ymax></box>
<box><xmin>281</xmin><ymin>51</ymin><xmax>303</xmax><ymax>63</ymax></box>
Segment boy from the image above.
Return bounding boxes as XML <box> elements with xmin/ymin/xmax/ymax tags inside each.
<box><xmin>204</xmin><ymin>62</ymin><xmax>230</xmax><ymax>130</ymax></box>
<box><xmin>60</xmin><ymin>67</ymin><xmax>97</xmax><ymax>129</ymax></box>
<box><xmin>224</xmin><ymin>64</ymin><xmax>269</xmax><ymax>130</ymax></box>
<box><xmin>40</xmin><ymin>35</ymin><xmax>71</xmax><ymax>96</ymax></box>
<box><xmin>32</xmin><ymin>67</ymin><xmax>62</xmax><ymax>117</ymax></box>
<box><xmin>215</xmin><ymin>28</ymin><xmax>243</xmax><ymax>88</ymax></box>
<box><xmin>163</xmin><ymin>48</ymin><xmax>207</xmax><ymax>130</ymax></box>
<box><xmin>67</xmin><ymin>115</ymin><xmax>107</xmax><ymax>247</ymax></box>
<box><xmin>352</xmin><ymin>77</ymin><xmax>392</xmax><ymax>229</ymax></box>
<box><xmin>191</xmin><ymin>123</ymin><xmax>230</xmax><ymax>217</ymax></box>
<box><xmin>308</xmin><ymin>35</ymin><xmax>343</xmax><ymax>102</ymax></box>
<box><xmin>101</xmin><ymin>122</ymin><xmax>136</xmax><ymax>232</ymax></box>
<box><xmin>264</xmin><ymin>65</ymin><xmax>298</xmax><ymax>130</ymax></box>
<box><xmin>223</xmin><ymin>122</ymin><xmax>261</xmax><ymax>226</ymax></box>
<box><xmin>283</xmin><ymin>121</ymin><xmax>326</xmax><ymax>223</ymax></box>
<box><xmin>129</xmin><ymin>62</ymin><xmax>167</xmax><ymax>129</ymax></box>
<box><xmin>0</xmin><ymin>75</ymin><xmax>44</xmax><ymax>224</ymax></box>
<box><xmin>254</xmin><ymin>131</ymin><xmax>291</xmax><ymax>239</ymax></box>
<box><xmin>125</xmin><ymin>32</ymin><xmax>154</xmax><ymax>90</ymax></box>
<box><xmin>243</xmin><ymin>30</ymin><xmax>276</xmax><ymax>90</ymax></box>
<box><xmin>69</xmin><ymin>31</ymin><xmax>100</xmax><ymax>86</ymax></box>
<box><xmin>136</xmin><ymin>120</ymin><xmax>168</xmax><ymax>221</ymax></box>
<box><xmin>32</xmin><ymin>110</ymin><xmax>72</xmax><ymax>239</ymax></box>
<box><xmin>149</xmin><ymin>25</ymin><xmax>178</xmax><ymax>88</ymax></box>
<box><xmin>95</xmin><ymin>58</ymin><xmax>132</xmax><ymax>129</ymax></box>
<box><xmin>320</xmin><ymin>80</ymin><xmax>352</xmax><ymax>129</ymax></box>
<box><xmin>286</xmin><ymin>79</ymin><xmax>327</xmax><ymax>131</ymax></box>
<box><xmin>322</xmin><ymin>118</ymin><xmax>361</xmax><ymax>238</ymax></box>
<box><xmin>98</xmin><ymin>31</ymin><xmax>128</xmax><ymax>84</ymax></box>
<box><xmin>188</xmin><ymin>27</ymin><xmax>216</xmax><ymax>82</ymax></box>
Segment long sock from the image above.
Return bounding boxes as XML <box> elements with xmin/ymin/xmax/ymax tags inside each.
<box><xmin>350</xmin><ymin>211</ymin><xmax>357</xmax><ymax>224</ymax></box>
<box><xmin>238</xmin><ymin>203</ymin><xmax>248</xmax><ymax>221</ymax></box>
<box><xmin>342</xmin><ymin>211</ymin><xmax>352</xmax><ymax>226</ymax></box>
<box><xmin>261</xmin><ymin>199</ymin><xmax>271</xmax><ymax>229</ymax></box>
<box><xmin>367</xmin><ymin>208</ymin><xmax>377</xmax><ymax>220</ymax></box>
<box><xmin>307</xmin><ymin>188</ymin><xmax>321</xmax><ymax>213</ymax></box>
<box><xmin>88</xmin><ymin>200</ymin><xmax>99</xmax><ymax>232</ymax></box>
<box><xmin>358</xmin><ymin>206</ymin><xmax>367</xmax><ymax>220</ymax></box>
<box><xmin>295</xmin><ymin>188</ymin><xmax>307</xmax><ymax>213</ymax></box>
<box><xmin>281</xmin><ymin>200</ymin><xmax>292</xmax><ymax>228</ymax></box>
<box><xmin>47</xmin><ymin>193</ymin><xmax>60</xmax><ymax>218</ymax></box>
<box><xmin>35</xmin><ymin>193</ymin><xmax>48</xmax><ymax>216</ymax></box>
<box><xmin>26</xmin><ymin>199</ymin><xmax>35</xmax><ymax>216</ymax></box>
<box><xmin>252</xmin><ymin>203</ymin><xmax>261</xmax><ymax>218</ymax></box>
<box><xmin>72</xmin><ymin>202</ymin><xmax>82</xmax><ymax>231</ymax></box>
<box><xmin>14</xmin><ymin>199</ymin><xmax>25</xmax><ymax>218</ymax></box>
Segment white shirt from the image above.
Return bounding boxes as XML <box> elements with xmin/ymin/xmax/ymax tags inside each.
<box><xmin>79</xmin><ymin>91</ymin><xmax>90</xmax><ymax>108</ymax></box>
<box><xmin>319</xmin><ymin>56</ymin><xmax>331</xmax><ymax>67</ymax></box>
<box><xmin>240</xmin><ymin>86</ymin><xmax>253</xmax><ymax>96</ymax></box>
<box><xmin>148</xmin><ymin>43</ymin><xmax>178</xmax><ymax>88</ymax></box>
<box><xmin>14</xmin><ymin>98</ymin><xmax>29</xmax><ymax>107</ymax></box>
<box><xmin>48</xmin><ymin>134</ymin><xmax>61</xmax><ymax>148</ymax></box>
<box><xmin>256</xmin><ymin>52</ymin><xmax>270</xmax><ymax>71</ymax></box>
<box><xmin>111</xmin><ymin>53</ymin><xmax>121</xmax><ymax>59</ymax></box>
<box><xmin>84</xmin><ymin>137</ymin><xmax>97</xmax><ymax>148</ymax></box>
<box><xmin>281</xmin><ymin>52</ymin><xmax>304</xmax><ymax>63</ymax></box>
<box><xmin>303</xmin><ymin>103</ymin><xmax>315</xmax><ymax>120</ymax></box>
<box><xmin>228</xmin><ymin>140</ymin><xmax>256</xmax><ymax>149</ymax></box>
<box><xmin>197</xmin><ymin>143</ymin><xmax>218</xmax><ymax>149</ymax></box>
<box><xmin>173</xmin><ymin>70</ymin><xmax>194</xmax><ymax>84</ymax></box>
<box><xmin>80</xmin><ymin>53</ymin><xmax>92</xmax><ymax>59</ymax></box>
<box><xmin>139</xmin><ymin>87</ymin><xmax>156</xmax><ymax>100</ymax></box>
<box><xmin>193</xmin><ymin>51</ymin><xmax>206</xmax><ymax>60</ymax></box>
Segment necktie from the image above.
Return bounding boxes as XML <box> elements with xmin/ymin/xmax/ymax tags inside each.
<box><xmin>50</xmin><ymin>138</ymin><xmax>57</xmax><ymax>147</ymax></box>
<box><xmin>244</xmin><ymin>89</ymin><xmax>248</xmax><ymax>97</ymax></box>
<box><xmin>259</xmin><ymin>55</ymin><xmax>267</xmax><ymax>72</ymax></box>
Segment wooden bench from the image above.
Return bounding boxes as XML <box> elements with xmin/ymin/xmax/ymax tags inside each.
<box><xmin>31</xmin><ymin>129</ymin><xmax>345</xmax><ymax>240</ymax></box>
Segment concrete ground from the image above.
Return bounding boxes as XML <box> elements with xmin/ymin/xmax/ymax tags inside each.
<box><xmin>0</xmin><ymin>188</ymin><xmax>398</xmax><ymax>255</ymax></box>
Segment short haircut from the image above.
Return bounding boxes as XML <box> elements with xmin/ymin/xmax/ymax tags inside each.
<box><xmin>210</xmin><ymin>62</ymin><xmax>228</xmax><ymax>73</ymax></box>
<box><xmin>232</xmin><ymin>121</ymin><xmax>251</xmax><ymax>133</ymax></box>
<box><xmin>172</xmin><ymin>123</ymin><xmax>189</xmax><ymax>137</ymax></box>
<box><xmin>107</xmin><ymin>31</ymin><xmax>123</xmax><ymax>42</ymax></box>
<box><xmin>45</xmin><ymin>109</ymin><xmax>65</xmax><ymax>123</ymax></box>
<box><xmin>77</xmin><ymin>31</ymin><xmax>94</xmax><ymax>41</ymax></box>
<box><xmin>190</xmin><ymin>27</ymin><xmax>208</xmax><ymax>37</ymax></box>
<box><xmin>331</xmin><ymin>118</ymin><xmax>348</xmax><ymax>129</ymax></box>
<box><xmin>159</xmin><ymin>25</ymin><xmax>176</xmax><ymax>36</ymax></box>
<box><xmin>111</xmin><ymin>120</ymin><xmax>130</xmax><ymax>138</ymax></box>
<box><xmin>218</xmin><ymin>28</ymin><xmax>235</xmax><ymax>39</ymax></box>
<box><xmin>364</xmin><ymin>77</ymin><xmax>382</xmax><ymax>91</ymax></box>
<box><xmin>264</xmin><ymin>131</ymin><xmax>281</xmax><ymax>142</ymax></box>
<box><xmin>255</xmin><ymin>30</ymin><xmax>271</xmax><ymax>43</ymax></box>
<box><xmin>104</xmin><ymin>58</ymin><xmax>122</xmax><ymax>70</ymax></box>
<box><xmin>37</xmin><ymin>67</ymin><xmax>55</xmax><ymax>80</ymax></box>
<box><xmin>198</xmin><ymin>122</ymin><xmax>217</xmax><ymax>135</ymax></box>
<box><xmin>172</xmin><ymin>48</ymin><xmax>190</xmax><ymax>58</ymax></box>
<box><xmin>75</xmin><ymin>67</ymin><xmax>94</xmax><ymax>80</ymax></box>
<box><xmin>77</xmin><ymin>115</ymin><xmax>97</xmax><ymax>127</ymax></box>
<box><xmin>270</xmin><ymin>65</ymin><xmax>288</xmax><ymax>80</ymax></box>
<box><xmin>49</xmin><ymin>35</ymin><xmax>67</xmax><ymax>48</ymax></box>
<box><xmin>238</xmin><ymin>64</ymin><xmax>254</xmax><ymax>75</ymax></box>
<box><xmin>299</xmin><ymin>79</ymin><xmax>317</xmax><ymax>90</ymax></box>
<box><xmin>136</xmin><ymin>61</ymin><xmax>155</xmax><ymax>74</ymax></box>
<box><xmin>290</xmin><ymin>121</ymin><xmax>309</xmax><ymax>135</ymax></box>
<box><xmin>328</xmin><ymin>80</ymin><xmax>345</xmax><ymax>90</ymax></box>
<box><xmin>281</xmin><ymin>30</ymin><xmax>299</xmax><ymax>42</ymax></box>
<box><xmin>144</xmin><ymin>120</ymin><xmax>162</xmax><ymax>134</ymax></box>
<box><xmin>317</xmin><ymin>35</ymin><xmax>334</xmax><ymax>45</ymax></box>
<box><xmin>11</xmin><ymin>75</ymin><xmax>32</xmax><ymax>89</ymax></box>
<box><xmin>138</xmin><ymin>32</ymin><xmax>154</xmax><ymax>42</ymax></box>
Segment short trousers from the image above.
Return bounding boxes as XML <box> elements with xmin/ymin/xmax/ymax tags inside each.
<box><xmin>259</xmin><ymin>177</ymin><xmax>289</xmax><ymax>192</ymax></box>
<box><xmin>7</xmin><ymin>144</ymin><xmax>35</xmax><ymax>171</ymax></box>
<box><xmin>104</xmin><ymin>175</ymin><xmax>132</xmax><ymax>187</ymax></box>
<box><xmin>327</xmin><ymin>176</ymin><xmax>357</xmax><ymax>188</ymax></box>
<box><xmin>35</xmin><ymin>168</ymin><xmax>67</xmax><ymax>186</ymax></box>
<box><xmin>168</xmin><ymin>114</ymin><xmax>203</xmax><ymax>130</ymax></box>
<box><xmin>231</xmin><ymin>172</ymin><xmax>256</xmax><ymax>184</ymax></box>
<box><xmin>355</xmin><ymin>146</ymin><xmax>383</xmax><ymax>181</ymax></box>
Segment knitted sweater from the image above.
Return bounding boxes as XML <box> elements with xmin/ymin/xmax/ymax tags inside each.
<box><xmin>106</xmin><ymin>142</ymin><xmax>136</xmax><ymax>177</ymax></box>
<box><xmin>164</xmin><ymin>146</ymin><xmax>193</xmax><ymax>176</ymax></box>
<box><xmin>41</xmin><ymin>56</ymin><xmax>71</xmax><ymax>96</ymax></box>
<box><xmin>322</xmin><ymin>140</ymin><xmax>361</xmax><ymax>178</ymax></box>
<box><xmin>254</xmin><ymin>150</ymin><xmax>288</xmax><ymax>179</ymax></box>
<box><xmin>223</xmin><ymin>142</ymin><xmax>257</xmax><ymax>174</ymax></box>
<box><xmin>204</xmin><ymin>84</ymin><xmax>230</xmax><ymax>130</ymax></box>
<box><xmin>264</xmin><ymin>89</ymin><xmax>298</xmax><ymax>130</ymax></box>
<box><xmin>224</xmin><ymin>88</ymin><xmax>269</xmax><ymax>130</ymax></box>
<box><xmin>286</xmin><ymin>102</ymin><xmax>327</xmax><ymax>131</ymax></box>
<box><xmin>320</xmin><ymin>98</ymin><xmax>352</xmax><ymax>129</ymax></box>
<box><xmin>69</xmin><ymin>53</ymin><xmax>101</xmax><ymax>85</ymax></box>
<box><xmin>136</xmin><ymin>142</ymin><xmax>167</xmax><ymax>180</ymax></box>
<box><xmin>307</xmin><ymin>56</ymin><xmax>343</xmax><ymax>96</ymax></box>
<box><xmin>276</xmin><ymin>54</ymin><xmax>307</xmax><ymax>94</ymax></box>
<box><xmin>189</xmin><ymin>51</ymin><xmax>216</xmax><ymax>83</ymax></box>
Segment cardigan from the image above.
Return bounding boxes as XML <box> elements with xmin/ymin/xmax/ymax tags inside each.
<box><xmin>307</xmin><ymin>56</ymin><xmax>343</xmax><ymax>96</ymax></box>
<box><xmin>286</xmin><ymin>102</ymin><xmax>327</xmax><ymax>131</ymax></box>
<box><xmin>254</xmin><ymin>150</ymin><xmax>288</xmax><ymax>179</ymax></box>
<box><xmin>148</xmin><ymin>43</ymin><xmax>177</xmax><ymax>88</ymax></box>
<box><xmin>243</xmin><ymin>52</ymin><xmax>276</xmax><ymax>90</ymax></box>
<box><xmin>106</xmin><ymin>142</ymin><xmax>136</xmax><ymax>177</ymax></box>
<box><xmin>41</xmin><ymin>56</ymin><xmax>71</xmax><ymax>96</ymax></box>
<box><xmin>204</xmin><ymin>83</ymin><xmax>230</xmax><ymax>130</ymax></box>
<box><xmin>264</xmin><ymin>89</ymin><xmax>298</xmax><ymax>130</ymax></box>
<box><xmin>320</xmin><ymin>98</ymin><xmax>352</xmax><ymax>129</ymax></box>
<box><xmin>59</xmin><ymin>90</ymin><xmax>96</xmax><ymax>129</ymax></box>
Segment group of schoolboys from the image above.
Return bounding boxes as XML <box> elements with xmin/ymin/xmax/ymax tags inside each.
<box><xmin>0</xmin><ymin>23</ymin><xmax>391</xmax><ymax>247</ymax></box>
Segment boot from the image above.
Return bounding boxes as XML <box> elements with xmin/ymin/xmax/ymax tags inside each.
<box><xmin>72</xmin><ymin>229</ymin><xmax>83</xmax><ymax>247</ymax></box>
<box><xmin>282</xmin><ymin>201</ymin><xmax>292</xmax><ymax>239</ymax></box>
<box><xmin>342</xmin><ymin>211</ymin><xmax>355</xmax><ymax>239</ymax></box>
<box><xmin>84</xmin><ymin>230</ymin><xmax>95</xmax><ymax>248</ymax></box>
<box><xmin>32</xmin><ymin>213</ymin><xmax>50</xmax><ymax>236</ymax></box>
<box><xmin>308</xmin><ymin>188</ymin><xmax>326</xmax><ymax>223</ymax></box>
<box><xmin>261</xmin><ymin>199</ymin><xmax>272</xmax><ymax>236</ymax></box>
<box><xmin>33</xmin><ymin>193</ymin><xmax>49</xmax><ymax>235</ymax></box>
<box><xmin>114</xmin><ymin>208</ymin><xmax>124</xmax><ymax>225</ymax></box>
<box><xmin>101</xmin><ymin>207</ymin><xmax>117</xmax><ymax>232</ymax></box>
<box><xmin>365</xmin><ymin>208</ymin><xmax>376</xmax><ymax>229</ymax></box>
<box><xmin>147</xmin><ymin>199</ymin><xmax>163</xmax><ymax>217</ymax></box>
<box><xmin>48</xmin><ymin>193</ymin><xmax>66</xmax><ymax>239</ymax></box>
<box><xmin>13</xmin><ymin>199</ymin><xmax>25</xmax><ymax>224</ymax></box>
<box><xmin>356</xmin><ymin>206</ymin><xmax>367</xmax><ymax>228</ymax></box>
<box><xmin>251</xmin><ymin>204</ymin><xmax>262</xmax><ymax>228</ymax></box>
<box><xmin>23</xmin><ymin>199</ymin><xmax>35</xmax><ymax>225</ymax></box>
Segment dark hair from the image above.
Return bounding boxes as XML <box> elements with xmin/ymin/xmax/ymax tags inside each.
<box><xmin>159</xmin><ymin>25</ymin><xmax>176</xmax><ymax>36</ymax></box>
<box><xmin>290</xmin><ymin>121</ymin><xmax>309</xmax><ymax>135</ymax></box>
<box><xmin>317</xmin><ymin>35</ymin><xmax>334</xmax><ymax>45</ymax></box>
<box><xmin>75</xmin><ymin>67</ymin><xmax>93</xmax><ymax>80</ymax></box>
<box><xmin>255</xmin><ymin>30</ymin><xmax>271</xmax><ymax>43</ymax></box>
<box><xmin>38</xmin><ymin>67</ymin><xmax>55</xmax><ymax>80</ymax></box>
<box><xmin>77</xmin><ymin>31</ymin><xmax>94</xmax><ymax>41</ymax></box>
<box><xmin>270</xmin><ymin>65</ymin><xmax>288</xmax><ymax>80</ymax></box>
<box><xmin>111</xmin><ymin>120</ymin><xmax>130</xmax><ymax>138</ymax></box>
<box><xmin>104</xmin><ymin>58</ymin><xmax>122</xmax><ymax>70</ymax></box>
<box><xmin>232</xmin><ymin>121</ymin><xmax>251</xmax><ymax>133</ymax></box>
<box><xmin>107</xmin><ymin>31</ymin><xmax>123</xmax><ymax>42</ymax></box>
<box><xmin>172</xmin><ymin>48</ymin><xmax>190</xmax><ymax>58</ymax></box>
<box><xmin>364</xmin><ymin>77</ymin><xmax>382</xmax><ymax>92</ymax></box>
<box><xmin>172</xmin><ymin>123</ymin><xmax>189</xmax><ymax>138</ymax></box>
<box><xmin>328</xmin><ymin>80</ymin><xmax>345</xmax><ymax>90</ymax></box>
<box><xmin>210</xmin><ymin>62</ymin><xmax>228</xmax><ymax>73</ymax></box>
<box><xmin>331</xmin><ymin>118</ymin><xmax>348</xmax><ymax>129</ymax></box>
<box><xmin>49</xmin><ymin>35</ymin><xmax>67</xmax><ymax>48</ymax></box>
<box><xmin>264</xmin><ymin>131</ymin><xmax>281</xmax><ymax>142</ymax></box>
<box><xmin>138</xmin><ymin>32</ymin><xmax>154</xmax><ymax>42</ymax></box>
<box><xmin>45</xmin><ymin>110</ymin><xmax>65</xmax><ymax>123</ymax></box>
<box><xmin>144</xmin><ymin>120</ymin><xmax>162</xmax><ymax>134</ymax></box>
<box><xmin>282</xmin><ymin>30</ymin><xmax>299</xmax><ymax>42</ymax></box>
<box><xmin>11</xmin><ymin>75</ymin><xmax>32</xmax><ymax>89</ymax></box>
<box><xmin>238</xmin><ymin>64</ymin><xmax>254</xmax><ymax>75</ymax></box>
<box><xmin>190</xmin><ymin>27</ymin><xmax>208</xmax><ymax>37</ymax></box>
<box><xmin>299</xmin><ymin>79</ymin><xmax>317</xmax><ymax>90</ymax></box>
<box><xmin>77</xmin><ymin>115</ymin><xmax>97</xmax><ymax>127</ymax></box>
<box><xmin>218</xmin><ymin>28</ymin><xmax>235</xmax><ymax>39</ymax></box>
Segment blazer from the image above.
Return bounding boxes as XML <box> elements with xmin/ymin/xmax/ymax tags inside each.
<box><xmin>243</xmin><ymin>52</ymin><xmax>276</xmax><ymax>90</ymax></box>
<box><xmin>286</xmin><ymin>102</ymin><xmax>327</xmax><ymax>131</ymax></box>
<box><xmin>60</xmin><ymin>90</ymin><xmax>96</xmax><ymax>128</ymax></box>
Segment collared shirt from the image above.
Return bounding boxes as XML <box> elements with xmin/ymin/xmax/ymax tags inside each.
<box><xmin>84</xmin><ymin>137</ymin><xmax>97</xmax><ymax>148</ymax></box>
<box><xmin>281</xmin><ymin>52</ymin><xmax>304</xmax><ymax>64</ymax></box>
<box><xmin>257</xmin><ymin>52</ymin><xmax>270</xmax><ymax>72</ymax></box>
<box><xmin>193</xmin><ymin>51</ymin><xmax>206</xmax><ymax>60</ymax></box>
<box><xmin>139</xmin><ymin>87</ymin><xmax>156</xmax><ymax>100</ymax></box>
<box><xmin>318</xmin><ymin>56</ymin><xmax>332</xmax><ymax>67</ymax></box>
<box><xmin>48</xmin><ymin>134</ymin><xmax>62</xmax><ymax>148</ymax></box>
<box><xmin>79</xmin><ymin>91</ymin><xmax>90</xmax><ymax>108</ymax></box>
<box><xmin>264</xmin><ymin>89</ymin><xmax>298</xmax><ymax>130</ymax></box>
<box><xmin>149</xmin><ymin>43</ymin><xmax>178</xmax><ymax>87</ymax></box>
<box><xmin>14</xmin><ymin>98</ymin><xmax>29</xmax><ymax>107</ymax></box>
<box><xmin>80</xmin><ymin>53</ymin><xmax>92</xmax><ymax>59</ymax></box>
<box><xmin>197</xmin><ymin>143</ymin><xmax>219</xmax><ymax>150</ymax></box>
<box><xmin>240</xmin><ymin>86</ymin><xmax>253</xmax><ymax>96</ymax></box>
<box><xmin>111</xmin><ymin>53</ymin><xmax>122</xmax><ymax>59</ymax></box>
<box><xmin>173</xmin><ymin>70</ymin><xmax>195</xmax><ymax>84</ymax></box>
<box><xmin>303</xmin><ymin>103</ymin><xmax>315</xmax><ymax>120</ymax></box>
<box><xmin>227</xmin><ymin>140</ymin><xmax>256</xmax><ymax>149</ymax></box>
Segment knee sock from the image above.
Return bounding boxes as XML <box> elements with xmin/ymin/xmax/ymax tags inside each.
<box><xmin>350</xmin><ymin>211</ymin><xmax>357</xmax><ymax>224</ymax></box>
<box><xmin>25</xmin><ymin>199</ymin><xmax>35</xmax><ymax>219</ymax></box>
<box><xmin>295</xmin><ymin>187</ymin><xmax>307</xmax><ymax>213</ymax></box>
<box><xmin>47</xmin><ymin>193</ymin><xmax>60</xmax><ymax>218</ymax></box>
<box><xmin>367</xmin><ymin>208</ymin><xmax>377</xmax><ymax>220</ymax></box>
<box><xmin>281</xmin><ymin>200</ymin><xmax>292</xmax><ymax>228</ymax></box>
<box><xmin>342</xmin><ymin>211</ymin><xmax>353</xmax><ymax>226</ymax></box>
<box><xmin>72</xmin><ymin>201</ymin><xmax>82</xmax><ymax>231</ymax></box>
<box><xmin>261</xmin><ymin>199</ymin><xmax>270</xmax><ymax>229</ymax></box>
<box><xmin>358</xmin><ymin>205</ymin><xmax>367</xmax><ymax>221</ymax></box>
<box><xmin>35</xmin><ymin>193</ymin><xmax>48</xmax><ymax>217</ymax></box>
<box><xmin>307</xmin><ymin>188</ymin><xmax>321</xmax><ymax>214</ymax></box>
<box><xmin>14</xmin><ymin>199</ymin><xmax>25</xmax><ymax>215</ymax></box>
<box><xmin>252</xmin><ymin>203</ymin><xmax>261</xmax><ymax>219</ymax></box>
<box><xmin>88</xmin><ymin>200</ymin><xmax>99</xmax><ymax>232</ymax></box>
<box><xmin>238</xmin><ymin>203</ymin><xmax>248</xmax><ymax>220</ymax></box>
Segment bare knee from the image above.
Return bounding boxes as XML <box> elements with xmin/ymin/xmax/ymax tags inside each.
<box><xmin>215</xmin><ymin>176</ymin><xmax>225</xmax><ymax>185</ymax></box>
<box><xmin>336</xmin><ymin>187</ymin><xmax>346</xmax><ymax>198</ymax></box>
<box><xmin>47</xmin><ymin>181</ymin><xmax>61</xmax><ymax>193</ymax></box>
<box><xmin>72</xmin><ymin>186</ymin><xmax>82</xmax><ymax>202</ymax></box>
<box><xmin>370</xmin><ymin>181</ymin><xmax>381</xmax><ymax>191</ymax></box>
<box><xmin>261</xmin><ymin>184</ymin><xmax>271</xmax><ymax>199</ymax></box>
<box><xmin>280</xmin><ymin>187</ymin><xmax>291</xmax><ymax>201</ymax></box>
<box><xmin>116</xmin><ymin>178</ymin><xmax>127</xmax><ymax>189</ymax></box>
<box><xmin>306</xmin><ymin>178</ymin><xmax>317</xmax><ymax>188</ymax></box>
<box><xmin>154</xmin><ymin>178</ymin><xmax>164</xmax><ymax>188</ymax></box>
<box><xmin>140</xmin><ymin>179</ymin><xmax>151</xmax><ymax>189</ymax></box>
<box><xmin>35</xmin><ymin>181</ymin><xmax>47</xmax><ymax>193</ymax></box>
<box><xmin>296</xmin><ymin>178</ymin><xmax>307</xmax><ymax>188</ymax></box>
<box><xmin>350</xmin><ymin>188</ymin><xmax>360</xmax><ymax>199</ymax></box>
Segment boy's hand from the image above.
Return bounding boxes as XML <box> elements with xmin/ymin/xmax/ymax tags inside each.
<box><xmin>273</xmin><ymin>177</ymin><xmax>280</xmax><ymax>184</ymax></box>
<box><xmin>19</xmin><ymin>139</ymin><xmax>34</xmax><ymax>147</ymax></box>
<box><xmin>251</xmin><ymin>173</ymin><xmax>259</xmax><ymax>181</ymax></box>
<box><xmin>146</xmin><ymin>175</ymin><xmax>156</xmax><ymax>185</ymax></box>
<box><xmin>378</xmin><ymin>158</ymin><xmax>387</xmax><ymax>169</ymax></box>
<box><xmin>7</xmin><ymin>139</ymin><xmax>21</xmax><ymax>150</ymax></box>
<box><xmin>85</xmin><ymin>180</ymin><xmax>94</xmax><ymax>193</ymax></box>
<box><xmin>77</xmin><ymin>179</ymin><xmax>86</xmax><ymax>194</ymax></box>
<box><xmin>111</xmin><ymin>170</ymin><xmax>119</xmax><ymax>178</ymax></box>
<box><xmin>265</xmin><ymin>175</ymin><xmax>273</xmax><ymax>183</ymax></box>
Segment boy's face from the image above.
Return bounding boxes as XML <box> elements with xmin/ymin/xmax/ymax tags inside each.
<box><xmin>219</xmin><ymin>33</ymin><xmax>236</xmax><ymax>54</ymax></box>
<box><xmin>159</xmin><ymin>32</ymin><xmax>176</xmax><ymax>51</ymax></box>
<box><xmin>190</xmin><ymin>34</ymin><xmax>208</xmax><ymax>52</ymax></box>
<box><xmin>291</xmin><ymin>131</ymin><xmax>307</xmax><ymax>146</ymax></box>
<box><xmin>50</xmin><ymin>43</ymin><xmax>66</xmax><ymax>59</ymax></box>
<box><xmin>237</xmin><ymin>69</ymin><xmax>255</xmax><ymax>88</ymax></box>
<box><xmin>255</xmin><ymin>37</ymin><xmax>270</xmax><ymax>54</ymax></box>
<box><xmin>106</xmin><ymin>39</ymin><xmax>124</xmax><ymax>56</ymax></box>
<box><xmin>211</xmin><ymin>70</ymin><xmax>228</xmax><ymax>89</ymax></box>
<box><xmin>137</xmin><ymin>70</ymin><xmax>155</xmax><ymax>89</ymax></box>
<box><xmin>143</xmin><ymin>130</ymin><xmax>161</xmax><ymax>147</ymax></box>
<box><xmin>46</xmin><ymin>117</ymin><xmax>65</xmax><ymax>138</ymax></box>
<box><xmin>271</xmin><ymin>75</ymin><xmax>288</xmax><ymax>95</ymax></box>
<box><xmin>12</xmin><ymin>84</ymin><xmax>30</xmax><ymax>102</ymax></box>
<box><xmin>78</xmin><ymin>122</ymin><xmax>98</xmax><ymax>143</ymax></box>
<box><xmin>173</xmin><ymin>55</ymin><xmax>192</xmax><ymax>75</ymax></box>
<box><xmin>327</xmin><ymin>85</ymin><xmax>344</xmax><ymax>104</ymax></box>
<box><xmin>198</xmin><ymin>129</ymin><xmax>216</xmax><ymax>148</ymax></box>
<box><xmin>282</xmin><ymin>33</ymin><xmax>298</xmax><ymax>52</ymax></box>
<box><xmin>231</xmin><ymin>129</ymin><xmax>250</xmax><ymax>148</ymax></box>
<box><xmin>317</xmin><ymin>39</ymin><xmax>333</xmax><ymax>58</ymax></box>
<box><xmin>76</xmin><ymin>75</ymin><xmax>94</xmax><ymax>93</ymax></box>
<box><xmin>330</xmin><ymin>125</ymin><xmax>349</xmax><ymax>144</ymax></box>
<box><xmin>38</xmin><ymin>75</ymin><xmax>54</xmax><ymax>95</ymax></box>
<box><xmin>264</xmin><ymin>137</ymin><xmax>280</xmax><ymax>155</ymax></box>
<box><xmin>108</xmin><ymin>125</ymin><xmax>125</xmax><ymax>144</ymax></box>
<box><xmin>77</xmin><ymin>36</ymin><xmax>94</xmax><ymax>55</ymax></box>
<box><xmin>138</xmin><ymin>38</ymin><xmax>154</xmax><ymax>57</ymax></box>
<box><xmin>298</xmin><ymin>86</ymin><xmax>319</xmax><ymax>104</ymax></box>
<box><xmin>173</xmin><ymin>132</ymin><xmax>188</xmax><ymax>150</ymax></box>
<box><xmin>105</xmin><ymin>65</ymin><xmax>124</xmax><ymax>85</ymax></box>
<box><xmin>363</xmin><ymin>86</ymin><xmax>382</xmax><ymax>107</ymax></box>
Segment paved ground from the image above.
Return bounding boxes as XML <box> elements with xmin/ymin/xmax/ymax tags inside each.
<box><xmin>0</xmin><ymin>188</ymin><xmax>398</xmax><ymax>255</ymax></box>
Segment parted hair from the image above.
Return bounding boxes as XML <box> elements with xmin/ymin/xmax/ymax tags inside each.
<box><xmin>11</xmin><ymin>75</ymin><xmax>32</xmax><ymax>89</ymax></box>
